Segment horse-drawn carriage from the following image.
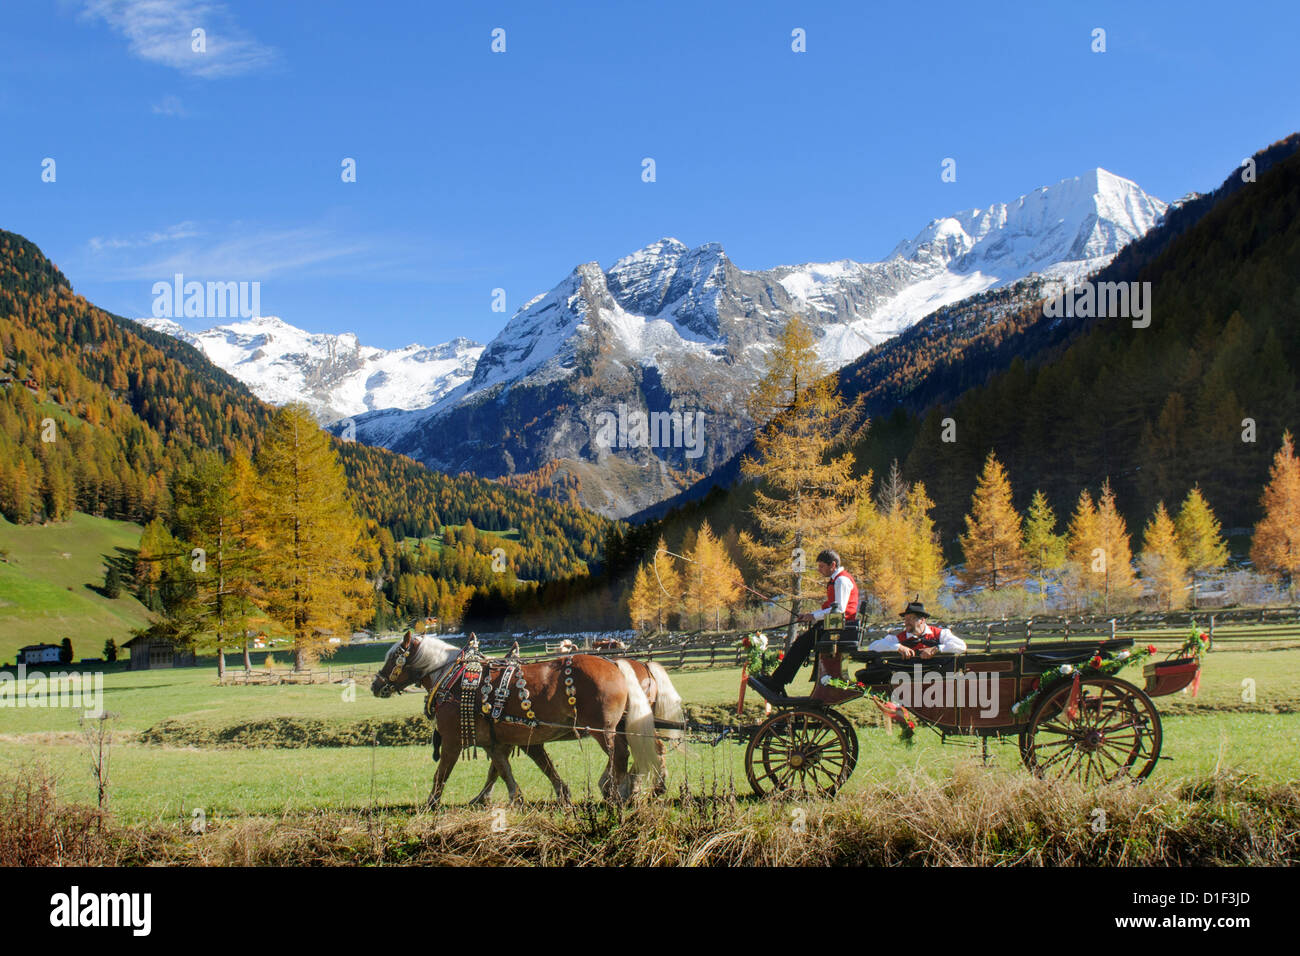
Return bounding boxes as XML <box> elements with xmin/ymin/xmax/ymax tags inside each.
<box><xmin>741</xmin><ymin>624</ymin><xmax>1204</xmax><ymax>797</ymax></box>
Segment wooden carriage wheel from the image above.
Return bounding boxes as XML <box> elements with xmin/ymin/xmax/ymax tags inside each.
<box><xmin>1019</xmin><ymin>675</ymin><xmax>1162</xmax><ymax>784</ymax></box>
<box><xmin>745</xmin><ymin>708</ymin><xmax>857</xmax><ymax>797</ymax></box>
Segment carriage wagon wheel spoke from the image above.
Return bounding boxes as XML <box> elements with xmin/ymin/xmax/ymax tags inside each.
<box><xmin>1035</xmin><ymin>741</ymin><xmax>1077</xmax><ymax>774</ymax></box>
<box><xmin>746</xmin><ymin>709</ymin><xmax>857</xmax><ymax>798</ymax></box>
<box><xmin>1022</xmin><ymin>676</ymin><xmax>1163</xmax><ymax>785</ymax></box>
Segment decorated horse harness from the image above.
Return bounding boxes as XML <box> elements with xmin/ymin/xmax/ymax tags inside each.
<box><xmin>424</xmin><ymin>640</ymin><xmax>580</xmax><ymax>758</ymax></box>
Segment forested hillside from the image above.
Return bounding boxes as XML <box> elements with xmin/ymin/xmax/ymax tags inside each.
<box><xmin>898</xmin><ymin>137</ymin><xmax>1300</xmax><ymax>540</ymax></box>
<box><xmin>0</xmin><ymin>230</ymin><xmax>614</xmax><ymax>634</ymax></box>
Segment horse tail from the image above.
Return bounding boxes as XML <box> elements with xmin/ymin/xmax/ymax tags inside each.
<box><xmin>646</xmin><ymin>661</ymin><xmax>685</xmax><ymax>752</ymax></box>
<box><xmin>615</xmin><ymin>659</ymin><xmax>659</xmax><ymax>780</ymax></box>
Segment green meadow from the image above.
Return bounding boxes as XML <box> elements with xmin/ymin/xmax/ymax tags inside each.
<box><xmin>2</xmin><ymin>643</ymin><xmax>1296</xmax><ymax>825</ymax></box>
<box><xmin>0</xmin><ymin>512</ymin><xmax>152</xmax><ymax>662</ymax></box>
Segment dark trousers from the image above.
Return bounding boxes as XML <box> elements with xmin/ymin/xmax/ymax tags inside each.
<box><xmin>769</xmin><ymin>626</ymin><xmax>818</xmax><ymax>688</ymax></box>
<box><xmin>769</xmin><ymin>621</ymin><xmax>860</xmax><ymax>688</ymax></box>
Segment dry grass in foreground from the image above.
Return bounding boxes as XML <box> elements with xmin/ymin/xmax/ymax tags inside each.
<box><xmin>4</xmin><ymin>763</ymin><xmax>1297</xmax><ymax>867</ymax></box>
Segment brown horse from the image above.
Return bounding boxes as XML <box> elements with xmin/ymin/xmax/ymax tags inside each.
<box><xmin>470</xmin><ymin>656</ymin><xmax>685</xmax><ymax>801</ymax></box>
<box><xmin>370</xmin><ymin>633</ymin><xmax>658</xmax><ymax>807</ymax></box>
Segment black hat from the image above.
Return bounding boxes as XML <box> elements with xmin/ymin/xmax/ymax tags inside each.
<box><xmin>899</xmin><ymin>597</ymin><xmax>929</xmax><ymax>618</ymax></box>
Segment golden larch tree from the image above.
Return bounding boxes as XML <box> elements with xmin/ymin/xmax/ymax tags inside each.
<box><xmin>1140</xmin><ymin>501</ymin><xmax>1188</xmax><ymax>610</ymax></box>
<box><xmin>628</xmin><ymin>544</ymin><xmax>681</xmax><ymax>634</ymax></box>
<box><xmin>902</xmin><ymin>483</ymin><xmax>945</xmax><ymax>609</ymax></box>
<box><xmin>1175</xmin><ymin>486</ymin><xmax>1229</xmax><ymax>606</ymax></box>
<box><xmin>1094</xmin><ymin>479</ymin><xmax>1141</xmax><ymax>611</ymax></box>
<box><xmin>254</xmin><ymin>404</ymin><xmax>372</xmax><ymax>670</ymax></box>
<box><xmin>958</xmin><ymin>451</ymin><xmax>1026</xmax><ymax>592</ymax></box>
<box><xmin>1023</xmin><ymin>489</ymin><xmax>1066</xmax><ymax>604</ymax></box>
<box><xmin>739</xmin><ymin>316</ymin><xmax>862</xmax><ymax>643</ymax></box>
<box><xmin>1251</xmin><ymin>431</ymin><xmax>1300</xmax><ymax>601</ymax></box>
<box><xmin>684</xmin><ymin>520</ymin><xmax>743</xmax><ymax>631</ymax></box>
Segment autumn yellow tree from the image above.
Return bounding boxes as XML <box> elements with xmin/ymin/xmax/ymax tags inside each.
<box><xmin>902</xmin><ymin>483</ymin><xmax>945</xmax><ymax>608</ymax></box>
<box><xmin>838</xmin><ymin>474</ymin><xmax>944</xmax><ymax>615</ymax></box>
<box><xmin>684</xmin><ymin>520</ymin><xmax>744</xmax><ymax>631</ymax></box>
<box><xmin>1175</xmin><ymin>486</ymin><xmax>1229</xmax><ymax>607</ymax></box>
<box><xmin>837</xmin><ymin>479</ymin><xmax>902</xmax><ymax>617</ymax></box>
<box><xmin>1251</xmin><ymin>431</ymin><xmax>1300</xmax><ymax>601</ymax></box>
<box><xmin>627</xmin><ymin>563</ymin><xmax>657</xmax><ymax>632</ymax></box>
<box><xmin>627</xmin><ymin>540</ymin><xmax>681</xmax><ymax>633</ymax></box>
<box><xmin>1068</xmin><ymin>479</ymin><xmax>1139</xmax><ymax>612</ymax></box>
<box><xmin>1140</xmin><ymin>502</ymin><xmax>1188</xmax><ymax>610</ymax></box>
<box><xmin>958</xmin><ymin>451</ymin><xmax>1026</xmax><ymax>592</ymax></box>
<box><xmin>740</xmin><ymin>316</ymin><xmax>862</xmax><ymax>642</ymax></box>
<box><xmin>1023</xmin><ymin>490</ymin><xmax>1066</xmax><ymax>604</ymax></box>
<box><xmin>172</xmin><ymin>450</ymin><xmax>263</xmax><ymax>679</ymax></box>
<box><xmin>254</xmin><ymin>404</ymin><xmax>372</xmax><ymax>670</ymax></box>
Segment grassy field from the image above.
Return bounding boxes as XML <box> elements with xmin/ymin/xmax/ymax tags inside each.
<box><xmin>400</xmin><ymin>525</ymin><xmax>520</xmax><ymax>553</ymax></box>
<box><xmin>2</xmin><ymin>644</ymin><xmax>1298</xmax><ymax>828</ymax></box>
<box><xmin>0</xmin><ymin>513</ymin><xmax>152</xmax><ymax>663</ymax></box>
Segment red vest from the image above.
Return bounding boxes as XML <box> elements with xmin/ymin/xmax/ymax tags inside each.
<box><xmin>895</xmin><ymin>624</ymin><xmax>941</xmax><ymax>649</ymax></box>
<box><xmin>823</xmin><ymin>568</ymin><xmax>859</xmax><ymax>622</ymax></box>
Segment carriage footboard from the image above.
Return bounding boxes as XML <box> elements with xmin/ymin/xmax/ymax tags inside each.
<box><xmin>1143</xmin><ymin>657</ymin><xmax>1200</xmax><ymax>697</ymax></box>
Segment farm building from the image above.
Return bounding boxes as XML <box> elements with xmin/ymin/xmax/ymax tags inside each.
<box><xmin>121</xmin><ymin>634</ymin><xmax>196</xmax><ymax>670</ymax></box>
<box><xmin>16</xmin><ymin>643</ymin><xmax>62</xmax><ymax>665</ymax></box>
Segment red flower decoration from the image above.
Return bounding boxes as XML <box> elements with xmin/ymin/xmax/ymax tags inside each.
<box><xmin>906</xmin><ymin>721</ymin><xmax>916</xmax><ymax>729</ymax></box>
<box><xmin>855</xmin><ymin>681</ymin><xmax>865</xmax><ymax>688</ymax></box>
<box><xmin>1200</xmin><ymin>633</ymin><xmax>1209</xmax><ymax>643</ymax></box>
<box><xmin>741</xmin><ymin>637</ymin><xmax>751</xmax><ymax>648</ymax></box>
<box><xmin>1089</xmin><ymin>655</ymin><xmax>1102</xmax><ymax>668</ymax></box>
<box><xmin>1146</xmin><ymin>644</ymin><xmax>1158</xmax><ymax>655</ymax></box>
<box><xmin>777</xmin><ymin>653</ymin><xmax>784</xmax><ymax>660</ymax></box>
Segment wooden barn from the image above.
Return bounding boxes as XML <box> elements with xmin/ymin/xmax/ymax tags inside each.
<box><xmin>121</xmin><ymin>634</ymin><xmax>196</xmax><ymax>670</ymax></box>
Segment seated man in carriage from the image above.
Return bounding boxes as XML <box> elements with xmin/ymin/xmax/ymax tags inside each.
<box><xmin>749</xmin><ymin>549</ymin><xmax>858</xmax><ymax>696</ymax></box>
<box><xmin>867</xmin><ymin>598</ymin><xmax>966</xmax><ymax>658</ymax></box>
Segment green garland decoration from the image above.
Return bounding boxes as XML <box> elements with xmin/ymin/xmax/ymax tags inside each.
<box><xmin>737</xmin><ymin>633</ymin><xmax>782</xmax><ymax>675</ymax></box>
<box><xmin>1009</xmin><ymin>645</ymin><xmax>1156</xmax><ymax>718</ymax></box>
<box><xmin>819</xmin><ymin>676</ymin><xmax>917</xmax><ymax>746</ymax></box>
<box><xmin>1178</xmin><ymin>625</ymin><xmax>1212</xmax><ymax>663</ymax></box>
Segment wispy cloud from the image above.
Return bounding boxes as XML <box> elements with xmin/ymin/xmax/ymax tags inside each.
<box><xmin>151</xmin><ymin>93</ymin><xmax>187</xmax><ymax>117</ymax></box>
<box><xmin>89</xmin><ymin>221</ymin><xmax>202</xmax><ymax>252</ymax></box>
<box><xmin>81</xmin><ymin>221</ymin><xmax>437</xmax><ymax>284</ymax></box>
<box><xmin>80</xmin><ymin>0</ymin><xmax>277</xmax><ymax>78</ymax></box>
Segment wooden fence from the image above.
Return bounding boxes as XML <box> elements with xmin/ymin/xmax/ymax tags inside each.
<box><xmin>217</xmin><ymin>608</ymin><xmax>1300</xmax><ymax>685</ymax></box>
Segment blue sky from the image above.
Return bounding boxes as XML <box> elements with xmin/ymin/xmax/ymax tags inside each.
<box><xmin>2</xmin><ymin>0</ymin><xmax>1297</xmax><ymax>349</ymax></box>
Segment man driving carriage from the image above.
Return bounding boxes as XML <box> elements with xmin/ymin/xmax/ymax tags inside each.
<box><xmin>749</xmin><ymin>549</ymin><xmax>857</xmax><ymax>696</ymax></box>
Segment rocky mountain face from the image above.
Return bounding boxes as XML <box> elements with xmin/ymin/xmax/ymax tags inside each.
<box><xmin>342</xmin><ymin>168</ymin><xmax>1165</xmax><ymax>516</ymax></box>
<box><xmin>139</xmin><ymin>315</ymin><xmax>482</xmax><ymax>424</ymax></box>
<box><xmin>140</xmin><ymin>169</ymin><xmax>1166</xmax><ymax>517</ymax></box>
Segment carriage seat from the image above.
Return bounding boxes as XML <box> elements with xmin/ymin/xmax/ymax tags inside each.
<box><xmin>1022</xmin><ymin>648</ymin><xmax>1098</xmax><ymax>669</ymax></box>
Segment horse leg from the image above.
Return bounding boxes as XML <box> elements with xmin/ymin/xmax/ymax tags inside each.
<box><xmin>488</xmin><ymin>744</ymin><xmax>523</xmax><ymax>804</ymax></box>
<box><xmin>428</xmin><ymin>741</ymin><xmax>461</xmax><ymax>809</ymax></box>
<box><xmin>598</xmin><ymin>725</ymin><xmax>632</xmax><ymax>803</ymax></box>
<box><xmin>652</xmin><ymin>738</ymin><xmax>668</xmax><ymax>796</ymax></box>
<box><xmin>612</xmin><ymin>733</ymin><xmax>638</xmax><ymax>801</ymax></box>
<box><xmin>469</xmin><ymin>764</ymin><xmax>499</xmax><ymax>806</ymax></box>
<box><xmin>524</xmin><ymin>745</ymin><xmax>571</xmax><ymax>806</ymax></box>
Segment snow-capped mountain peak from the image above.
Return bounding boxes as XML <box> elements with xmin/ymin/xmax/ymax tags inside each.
<box><xmin>139</xmin><ymin>315</ymin><xmax>482</xmax><ymax>423</ymax></box>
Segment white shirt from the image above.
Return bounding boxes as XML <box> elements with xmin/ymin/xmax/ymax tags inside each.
<box><xmin>809</xmin><ymin>568</ymin><xmax>855</xmax><ymax>621</ymax></box>
<box><xmin>868</xmin><ymin>625</ymin><xmax>966</xmax><ymax>654</ymax></box>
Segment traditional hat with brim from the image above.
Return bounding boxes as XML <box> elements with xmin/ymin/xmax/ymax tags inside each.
<box><xmin>899</xmin><ymin>598</ymin><xmax>929</xmax><ymax>618</ymax></box>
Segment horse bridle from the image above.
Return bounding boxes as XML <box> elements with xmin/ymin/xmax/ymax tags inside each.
<box><xmin>375</xmin><ymin>640</ymin><xmax>416</xmax><ymax>698</ymax></box>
